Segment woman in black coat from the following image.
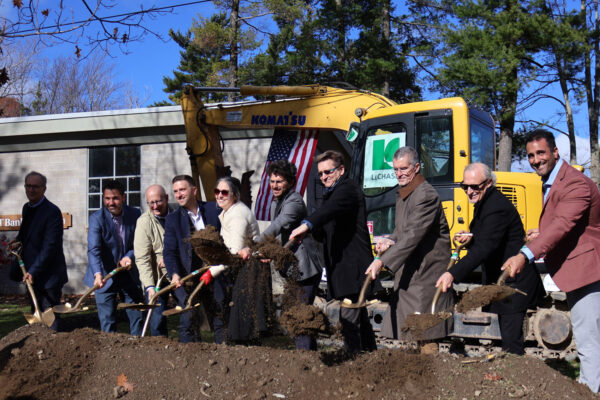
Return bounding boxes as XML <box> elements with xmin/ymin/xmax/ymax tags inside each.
<box><xmin>436</xmin><ymin>163</ymin><xmax>544</xmax><ymax>354</ymax></box>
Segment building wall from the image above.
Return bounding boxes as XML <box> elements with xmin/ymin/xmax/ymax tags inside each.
<box><xmin>0</xmin><ymin>137</ymin><xmax>274</xmax><ymax>294</ymax></box>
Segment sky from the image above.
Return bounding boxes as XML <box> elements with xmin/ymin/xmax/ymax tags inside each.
<box><xmin>1</xmin><ymin>0</ymin><xmax>594</xmax><ymax>168</ymax></box>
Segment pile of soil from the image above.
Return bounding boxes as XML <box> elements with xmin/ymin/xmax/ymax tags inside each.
<box><xmin>402</xmin><ymin>312</ymin><xmax>452</xmax><ymax>338</ymax></box>
<box><xmin>0</xmin><ymin>324</ymin><xmax>595</xmax><ymax>400</ymax></box>
<box><xmin>188</xmin><ymin>226</ymin><xmax>235</xmax><ymax>265</ymax></box>
<box><xmin>456</xmin><ymin>285</ymin><xmax>518</xmax><ymax>313</ymax></box>
<box><xmin>251</xmin><ymin>236</ymin><xmax>297</xmax><ymax>273</ymax></box>
<box><xmin>279</xmin><ymin>304</ymin><xmax>331</xmax><ymax>338</ymax></box>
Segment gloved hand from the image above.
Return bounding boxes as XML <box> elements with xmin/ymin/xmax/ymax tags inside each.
<box><xmin>199</xmin><ymin>270</ymin><xmax>213</xmax><ymax>285</ymax></box>
<box><xmin>200</xmin><ymin>265</ymin><xmax>227</xmax><ymax>285</ymax></box>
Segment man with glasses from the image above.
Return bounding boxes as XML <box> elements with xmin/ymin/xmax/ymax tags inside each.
<box><xmin>10</xmin><ymin>171</ymin><xmax>68</xmax><ymax>331</ymax></box>
<box><xmin>163</xmin><ymin>175</ymin><xmax>223</xmax><ymax>343</ymax></box>
<box><xmin>502</xmin><ymin>129</ymin><xmax>600</xmax><ymax>392</ymax></box>
<box><xmin>290</xmin><ymin>150</ymin><xmax>377</xmax><ymax>354</ymax></box>
<box><xmin>133</xmin><ymin>184</ymin><xmax>171</xmax><ymax>336</ymax></box>
<box><xmin>365</xmin><ymin>146</ymin><xmax>452</xmax><ymax>343</ymax></box>
<box><xmin>435</xmin><ymin>163</ymin><xmax>543</xmax><ymax>354</ymax></box>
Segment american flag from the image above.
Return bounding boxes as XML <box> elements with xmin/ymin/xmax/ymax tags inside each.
<box><xmin>254</xmin><ymin>129</ymin><xmax>319</xmax><ymax>221</ymax></box>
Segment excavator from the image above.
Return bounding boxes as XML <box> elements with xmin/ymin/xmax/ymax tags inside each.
<box><xmin>180</xmin><ymin>84</ymin><xmax>574</xmax><ymax>359</ymax></box>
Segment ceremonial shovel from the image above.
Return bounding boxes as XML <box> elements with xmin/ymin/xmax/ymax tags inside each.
<box><xmin>53</xmin><ymin>264</ymin><xmax>132</xmax><ymax>314</ymax></box>
<box><xmin>9</xmin><ymin>244</ymin><xmax>55</xmax><ymax>327</ymax></box>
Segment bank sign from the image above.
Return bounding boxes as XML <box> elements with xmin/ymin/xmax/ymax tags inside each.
<box><xmin>363</xmin><ymin>132</ymin><xmax>406</xmax><ymax>188</ymax></box>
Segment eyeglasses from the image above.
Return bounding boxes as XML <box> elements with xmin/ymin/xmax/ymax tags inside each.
<box><xmin>317</xmin><ymin>167</ymin><xmax>339</xmax><ymax>178</ymax></box>
<box><xmin>24</xmin><ymin>184</ymin><xmax>43</xmax><ymax>190</ymax></box>
<box><xmin>147</xmin><ymin>199</ymin><xmax>165</xmax><ymax>206</ymax></box>
<box><xmin>460</xmin><ymin>180</ymin><xmax>489</xmax><ymax>191</ymax></box>
<box><xmin>214</xmin><ymin>188</ymin><xmax>230</xmax><ymax>196</ymax></box>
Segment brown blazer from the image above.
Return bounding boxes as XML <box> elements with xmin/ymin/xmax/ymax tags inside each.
<box><xmin>379</xmin><ymin>174</ymin><xmax>453</xmax><ymax>339</ymax></box>
<box><xmin>527</xmin><ymin>161</ymin><xmax>600</xmax><ymax>293</ymax></box>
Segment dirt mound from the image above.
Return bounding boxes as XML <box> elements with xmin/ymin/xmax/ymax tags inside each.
<box><xmin>188</xmin><ymin>225</ymin><xmax>235</xmax><ymax>265</ymax></box>
<box><xmin>0</xmin><ymin>324</ymin><xmax>595</xmax><ymax>400</ymax></box>
<box><xmin>456</xmin><ymin>285</ymin><xmax>518</xmax><ymax>313</ymax></box>
<box><xmin>402</xmin><ymin>312</ymin><xmax>452</xmax><ymax>338</ymax></box>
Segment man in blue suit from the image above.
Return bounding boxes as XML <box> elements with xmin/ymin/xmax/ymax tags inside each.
<box><xmin>85</xmin><ymin>179</ymin><xmax>143</xmax><ymax>335</ymax></box>
<box><xmin>13</xmin><ymin>171</ymin><xmax>68</xmax><ymax>331</ymax></box>
<box><xmin>163</xmin><ymin>175</ymin><xmax>222</xmax><ymax>343</ymax></box>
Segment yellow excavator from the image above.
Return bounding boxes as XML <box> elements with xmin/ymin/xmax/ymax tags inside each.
<box><xmin>180</xmin><ymin>84</ymin><xmax>573</xmax><ymax>359</ymax></box>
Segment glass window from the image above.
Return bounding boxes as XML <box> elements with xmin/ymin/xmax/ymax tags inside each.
<box><xmin>417</xmin><ymin>117</ymin><xmax>452</xmax><ymax>181</ymax></box>
<box><xmin>87</xmin><ymin>146</ymin><xmax>141</xmax><ymax>217</ymax></box>
<box><xmin>470</xmin><ymin>117</ymin><xmax>495</xmax><ymax>169</ymax></box>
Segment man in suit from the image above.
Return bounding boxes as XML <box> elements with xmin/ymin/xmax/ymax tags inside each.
<box><xmin>163</xmin><ymin>175</ymin><xmax>222</xmax><ymax>343</ymax></box>
<box><xmin>13</xmin><ymin>171</ymin><xmax>68</xmax><ymax>331</ymax></box>
<box><xmin>436</xmin><ymin>163</ymin><xmax>543</xmax><ymax>354</ymax></box>
<box><xmin>85</xmin><ymin>179</ymin><xmax>143</xmax><ymax>335</ymax></box>
<box><xmin>365</xmin><ymin>146</ymin><xmax>453</xmax><ymax>341</ymax></box>
<box><xmin>133</xmin><ymin>184</ymin><xmax>171</xmax><ymax>337</ymax></box>
<box><xmin>503</xmin><ymin>129</ymin><xmax>600</xmax><ymax>393</ymax></box>
<box><xmin>290</xmin><ymin>150</ymin><xmax>377</xmax><ymax>354</ymax></box>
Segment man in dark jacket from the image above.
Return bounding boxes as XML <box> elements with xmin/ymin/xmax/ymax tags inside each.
<box><xmin>436</xmin><ymin>162</ymin><xmax>543</xmax><ymax>354</ymax></box>
<box><xmin>163</xmin><ymin>175</ymin><xmax>222</xmax><ymax>343</ymax></box>
<box><xmin>290</xmin><ymin>150</ymin><xmax>377</xmax><ymax>354</ymax></box>
<box><xmin>13</xmin><ymin>171</ymin><xmax>68</xmax><ymax>331</ymax></box>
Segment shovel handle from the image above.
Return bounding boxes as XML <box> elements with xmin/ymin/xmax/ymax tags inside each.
<box><xmin>67</xmin><ymin>265</ymin><xmax>131</xmax><ymax>311</ymax></box>
<box><xmin>148</xmin><ymin>266</ymin><xmax>209</xmax><ymax>304</ymax></box>
<box><xmin>496</xmin><ymin>268</ymin><xmax>511</xmax><ymax>286</ymax></box>
<box><xmin>356</xmin><ymin>274</ymin><xmax>373</xmax><ymax>307</ymax></box>
<box><xmin>9</xmin><ymin>247</ymin><xmax>43</xmax><ymax>318</ymax></box>
<box><xmin>185</xmin><ymin>280</ymin><xmax>206</xmax><ymax>308</ymax></box>
<box><xmin>433</xmin><ymin>236</ymin><xmax>473</xmax><ymax>314</ymax></box>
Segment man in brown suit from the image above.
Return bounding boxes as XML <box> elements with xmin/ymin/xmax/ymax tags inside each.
<box><xmin>366</xmin><ymin>146</ymin><xmax>453</xmax><ymax>340</ymax></box>
<box><xmin>503</xmin><ymin>129</ymin><xmax>600</xmax><ymax>393</ymax></box>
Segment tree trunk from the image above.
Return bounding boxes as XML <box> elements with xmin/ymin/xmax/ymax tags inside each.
<box><xmin>496</xmin><ymin>70</ymin><xmax>518</xmax><ymax>172</ymax></box>
<box><xmin>554</xmin><ymin>47</ymin><xmax>577</xmax><ymax>164</ymax></box>
<box><xmin>228</xmin><ymin>0</ymin><xmax>240</xmax><ymax>102</ymax></box>
<box><xmin>583</xmin><ymin>0</ymin><xmax>600</xmax><ymax>188</ymax></box>
<box><xmin>335</xmin><ymin>0</ymin><xmax>346</xmax><ymax>80</ymax></box>
<box><xmin>382</xmin><ymin>0</ymin><xmax>391</xmax><ymax>97</ymax></box>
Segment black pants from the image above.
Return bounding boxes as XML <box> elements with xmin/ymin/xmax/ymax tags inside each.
<box><xmin>339</xmin><ymin>293</ymin><xmax>377</xmax><ymax>354</ymax></box>
<box><xmin>498</xmin><ymin>312</ymin><xmax>526</xmax><ymax>355</ymax></box>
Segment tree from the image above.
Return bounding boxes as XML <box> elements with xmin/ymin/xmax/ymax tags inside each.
<box><xmin>0</xmin><ymin>39</ymin><xmax>37</xmax><ymax>116</ymax></box>
<box><xmin>409</xmin><ymin>0</ymin><xmax>547</xmax><ymax>171</ymax></box>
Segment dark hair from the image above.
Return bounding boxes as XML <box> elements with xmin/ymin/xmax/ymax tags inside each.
<box><xmin>216</xmin><ymin>176</ymin><xmax>241</xmax><ymax>200</ymax></box>
<box><xmin>525</xmin><ymin>129</ymin><xmax>557</xmax><ymax>150</ymax></box>
<box><xmin>103</xmin><ymin>179</ymin><xmax>125</xmax><ymax>195</ymax></box>
<box><xmin>25</xmin><ymin>171</ymin><xmax>47</xmax><ymax>187</ymax></box>
<box><xmin>172</xmin><ymin>175</ymin><xmax>196</xmax><ymax>186</ymax></box>
<box><xmin>315</xmin><ymin>150</ymin><xmax>345</xmax><ymax>167</ymax></box>
<box><xmin>267</xmin><ymin>160</ymin><xmax>297</xmax><ymax>186</ymax></box>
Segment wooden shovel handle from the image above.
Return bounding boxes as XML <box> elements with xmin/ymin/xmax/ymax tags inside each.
<box><xmin>70</xmin><ymin>265</ymin><xmax>132</xmax><ymax>309</ymax></box>
<box><xmin>496</xmin><ymin>268</ymin><xmax>511</xmax><ymax>286</ymax></box>
<box><xmin>433</xmin><ymin>236</ymin><xmax>473</xmax><ymax>314</ymax></box>
<box><xmin>148</xmin><ymin>266</ymin><xmax>209</xmax><ymax>305</ymax></box>
<box><xmin>9</xmin><ymin>248</ymin><xmax>43</xmax><ymax>317</ymax></box>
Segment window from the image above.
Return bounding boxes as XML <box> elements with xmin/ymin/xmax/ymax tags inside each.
<box><xmin>470</xmin><ymin>116</ymin><xmax>495</xmax><ymax>169</ymax></box>
<box><xmin>417</xmin><ymin>117</ymin><xmax>452</xmax><ymax>181</ymax></box>
<box><xmin>88</xmin><ymin>146</ymin><xmax>141</xmax><ymax>218</ymax></box>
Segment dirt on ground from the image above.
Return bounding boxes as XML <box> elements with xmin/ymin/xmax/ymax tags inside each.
<box><xmin>0</xmin><ymin>324</ymin><xmax>596</xmax><ymax>400</ymax></box>
<box><xmin>456</xmin><ymin>285</ymin><xmax>520</xmax><ymax>313</ymax></box>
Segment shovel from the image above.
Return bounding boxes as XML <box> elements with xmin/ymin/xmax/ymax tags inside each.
<box><xmin>402</xmin><ymin>234</ymin><xmax>472</xmax><ymax>334</ymax></box>
<box><xmin>53</xmin><ymin>264</ymin><xmax>132</xmax><ymax>314</ymax></box>
<box><xmin>162</xmin><ymin>280</ymin><xmax>207</xmax><ymax>317</ymax></box>
<box><xmin>340</xmin><ymin>249</ymin><xmax>385</xmax><ymax>309</ymax></box>
<box><xmin>9</xmin><ymin>245</ymin><xmax>55</xmax><ymax>328</ymax></box>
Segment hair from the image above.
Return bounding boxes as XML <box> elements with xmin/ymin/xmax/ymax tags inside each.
<box><xmin>464</xmin><ymin>162</ymin><xmax>496</xmax><ymax>185</ymax></box>
<box><xmin>216</xmin><ymin>176</ymin><xmax>241</xmax><ymax>201</ymax></box>
<box><xmin>103</xmin><ymin>179</ymin><xmax>125</xmax><ymax>195</ymax></box>
<box><xmin>267</xmin><ymin>160</ymin><xmax>297</xmax><ymax>186</ymax></box>
<box><xmin>25</xmin><ymin>171</ymin><xmax>47</xmax><ymax>187</ymax></box>
<box><xmin>315</xmin><ymin>150</ymin><xmax>345</xmax><ymax>167</ymax></box>
<box><xmin>172</xmin><ymin>174</ymin><xmax>196</xmax><ymax>186</ymax></box>
<box><xmin>393</xmin><ymin>146</ymin><xmax>420</xmax><ymax>165</ymax></box>
<box><xmin>525</xmin><ymin>128</ymin><xmax>557</xmax><ymax>150</ymax></box>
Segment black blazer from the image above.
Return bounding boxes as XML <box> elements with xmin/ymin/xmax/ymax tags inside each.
<box><xmin>449</xmin><ymin>187</ymin><xmax>543</xmax><ymax>312</ymax></box>
<box><xmin>306</xmin><ymin>174</ymin><xmax>377</xmax><ymax>299</ymax></box>
<box><xmin>15</xmin><ymin>198</ymin><xmax>68</xmax><ymax>290</ymax></box>
<box><xmin>163</xmin><ymin>201</ymin><xmax>221</xmax><ymax>277</ymax></box>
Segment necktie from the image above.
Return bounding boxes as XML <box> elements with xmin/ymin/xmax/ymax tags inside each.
<box><xmin>542</xmin><ymin>183</ymin><xmax>551</xmax><ymax>202</ymax></box>
<box><xmin>113</xmin><ymin>216</ymin><xmax>124</xmax><ymax>255</ymax></box>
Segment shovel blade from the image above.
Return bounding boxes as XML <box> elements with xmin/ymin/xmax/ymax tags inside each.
<box><xmin>162</xmin><ymin>306</ymin><xmax>189</xmax><ymax>317</ymax></box>
<box><xmin>117</xmin><ymin>302</ymin><xmax>158</xmax><ymax>311</ymax></box>
<box><xmin>53</xmin><ymin>302</ymin><xmax>74</xmax><ymax>314</ymax></box>
<box><xmin>41</xmin><ymin>308</ymin><xmax>56</xmax><ymax>328</ymax></box>
<box><xmin>24</xmin><ymin>312</ymin><xmax>41</xmax><ymax>325</ymax></box>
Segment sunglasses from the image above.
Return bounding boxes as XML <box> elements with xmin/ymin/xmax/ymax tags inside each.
<box><xmin>459</xmin><ymin>180</ymin><xmax>489</xmax><ymax>191</ymax></box>
<box><xmin>317</xmin><ymin>166</ymin><xmax>339</xmax><ymax>178</ymax></box>
<box><xmin>214</xmin><ymin>188</ymin><xmax>230</xmax><ymax>196</ymax></box>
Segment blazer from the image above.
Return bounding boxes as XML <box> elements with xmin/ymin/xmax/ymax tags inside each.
<box><xmin>306</xmin><ymin>174</ymin><xmax>375</xmax><ymax>299</ymax></box>
<box><xmin>527</xmin><ymin>162</ymin><xmax>600</xmax><ymax>292</ymax></box>
<box><xmin>449</xmin><ymin>187</ymin><xmax>543</xmax><ymax>312</ymax></box>
<box><xmin>163</xmin><ymin>201</ymin><xmax>221</xmax><ymax>277</ymax></box>
<box><xmin>257</xmin><ymin>189</ymin><xmax>322</xmax><ymax>281</ymax></box>
<box><xmin>84</xmin><ymin>205</ymin><xmax>141</xmax><ymax>293</ymax></box>
<box><xmin>15</xmin><ymin>197</ymin><xmax>68</xmax><ymax>290</ymax></box>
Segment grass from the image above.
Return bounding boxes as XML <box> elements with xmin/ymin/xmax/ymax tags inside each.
<box><xmin>0</xmin><ymin>304</ymin><xmax>31</xmax><ymax>338</ymax></box>
<box><xmin>546</xmin><ymin>359</ymin><xmax>580</xmax><ymax>380</ymax></box>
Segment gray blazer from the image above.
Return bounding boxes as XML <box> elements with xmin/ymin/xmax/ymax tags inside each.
<box><xmin>258</xmin><ymin>190</ymin><xmax>323</xmax><ymax>281</ymax></box>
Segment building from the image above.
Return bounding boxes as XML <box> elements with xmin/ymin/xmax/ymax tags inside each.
<box><xmin>0</xmin><ymin>106</ymin><xmax>273</xmax><ymax>294</ymax></box>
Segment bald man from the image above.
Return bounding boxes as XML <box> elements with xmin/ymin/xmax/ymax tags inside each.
<box><xmin>134</xmin><ymin>184</ymin><xmax>171</xmax><ymax>336</ymax></box>
<box><xmin>436</xmin><ymin>163</ymin><xmax>542</xmax><ymax>354</ymax></box>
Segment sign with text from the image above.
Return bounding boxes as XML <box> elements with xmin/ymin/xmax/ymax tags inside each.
<box><xmin>363</xmin><ymin>132</ymin><xmax>406</xmax><ymax>188</ymax></box>
<box><xmin>0</xmin><ymin>213</ymin><xmax>72</xmax><ymax>231</ymax></box>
